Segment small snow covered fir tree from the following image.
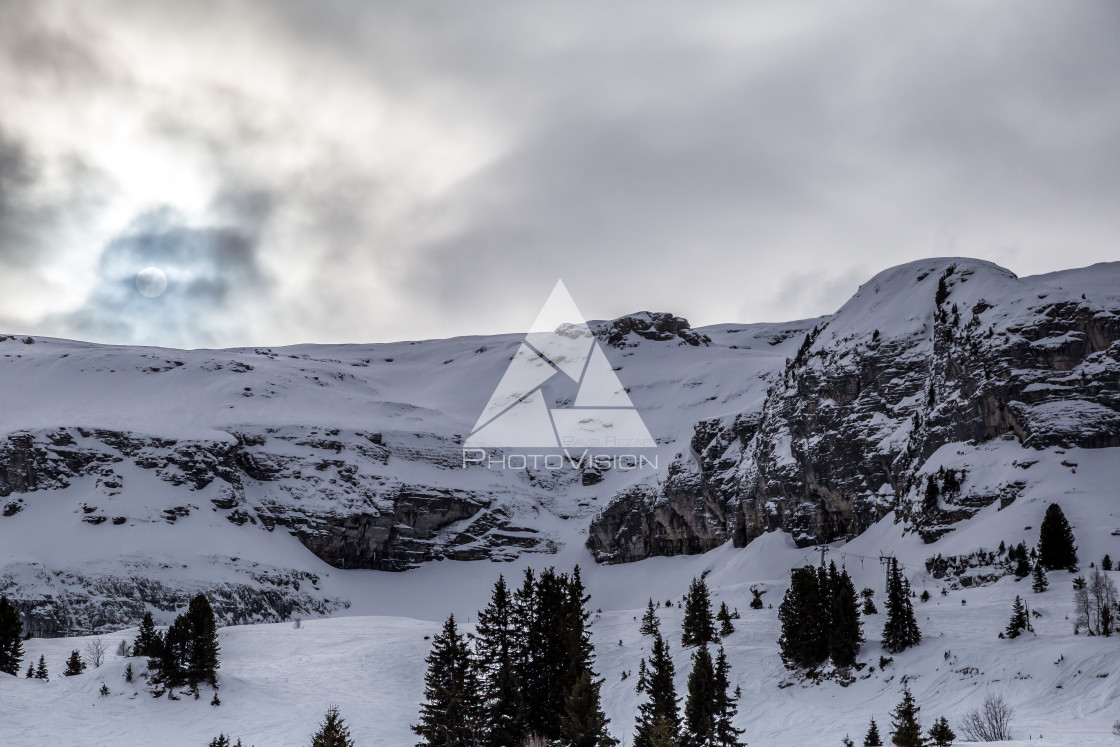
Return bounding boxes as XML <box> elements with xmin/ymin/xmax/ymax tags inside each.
<box><xmin>0</xmin><ymin>595</ymin><xmax>24</xmax><ymax>676</ymax></box>
<box><xmin>882</xmin><ymin>560</ymin><xmax>921</xmax><ymax>654</ymax></box>
<box><xmin>927</xmin><ymin>715</ymin><xmax>956</xmax><ymax>746</ymax></box>
<box><xmin>64</xmin><ymin>650</ymin><xmax>85</xmax><ymax>676</ymax></box>
<box><xmin>749</xmin><ymin>588</ymin><xmax>764</xmax><ymax>610</ymax></box>
<box><xmin>640</xmin><ymin>598</ymin><xmax>661</xmax><ymax>637</ymax></box>
<box><xmin>717</xmin><ymin>602</ymin><xmax>735</xmax><ymax>637</ymax></box>
<box><xmin>864</xmin><ymin>717</ymin><xmax>883</xmax><ymax>746</ymax></box>
<box><xmin>1006</xmin><ymin>596</ymin><xmax>1029</xmax><ymax>639</ymax></box>
<box><xmin>35</xmin><ymin>654</ymin><xmax>48</xmax><ymax>680</ymax></box>
<box><xmin>1037</xmin><ymin>503</ymin><xmax>1078</xmax><ymax>571</ymax></box>
<box><xmin>889</xmin><ymin>687</ymin><xmax>924</xmax><ymax>747</ymax></box>
<box><xmin>1031</xmin><ymin>562</ymin><xmax>1048</xmax><ymax>593</ymax></box>
<box><xmin>133</xmin><ymin>611</ymin><xmax>160</xmax><ymax>658</ymax></box>
<box><xmin>843</xmin><ymin>737</ymin><xmax>855</xmax><ymax>747</ymax></box>
<box><xmin>25</xmin><ymin>663</ymin><xmax>32</xmax><ymax>678</ymax></box>
<box><xmin>310</xmin><ymin>705</ymin><xmax>354</xmax><ymax>747</ymax></box>
<box><xmin>681</xmin><ymin>577</ymin><xmax>717</xmax><ymax>647</ymax></box>
<box><xmin>861</xmin><ymin>588</ymin><xmax>878</xmax><ymax>615</ymax></box>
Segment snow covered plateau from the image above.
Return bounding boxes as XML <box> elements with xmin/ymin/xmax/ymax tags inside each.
<box><xmin>3</xmin><ymin>256</ymin><xmax>1120</xmax><ymax>745</ymax></box>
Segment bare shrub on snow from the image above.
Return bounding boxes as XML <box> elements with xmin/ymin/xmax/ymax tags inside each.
<box><xmin>959</xmin><ymin>693</ymin><xmax>1013</xmax><ymax>742</ymax></box>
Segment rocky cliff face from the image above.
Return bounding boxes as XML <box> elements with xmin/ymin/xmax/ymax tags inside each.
<box><xmin>587</xmin><ymin>259</ymin><xmax>1120</xmax><ymax>561</ymax></box>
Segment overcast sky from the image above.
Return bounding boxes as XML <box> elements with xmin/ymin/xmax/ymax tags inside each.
<box><xmin>1</xmin><ymin>1</ymin><xmax>1117</xmax><ymax>349</ymax></box>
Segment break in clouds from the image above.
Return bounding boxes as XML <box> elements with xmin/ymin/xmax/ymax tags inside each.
<box><xmin>1</xmin><ymin>0</ymin><xmax>1119</xmax><ymax>348</ymax></box>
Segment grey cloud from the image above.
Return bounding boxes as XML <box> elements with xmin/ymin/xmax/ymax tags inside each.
<box><xmin>2</xmin><ymin>0</ymin><xmax>1119</xmax><ymax>345</ymax></box>
<box><xmin>57</xmin><ymin>205</ymin><xmax>270</xmax><ymax>347</ymax></box>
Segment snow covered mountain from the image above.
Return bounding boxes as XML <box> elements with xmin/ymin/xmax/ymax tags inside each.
<box><xmin>2</xmin><ymin>257</ymin><xmax>1119</xmax><ymax>638</ymax></box>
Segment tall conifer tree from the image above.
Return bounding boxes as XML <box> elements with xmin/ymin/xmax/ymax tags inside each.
<box><xmin>1038</xmin><ymin>503</ymin><xmax>1078</xmax><ymax>571</ymax></box>
<box><xmin>413</xmin><ymin>614</ymin><xmax>483</xmax><ymax>747</ymax></box>
<box><xmin>634</xmin><ymin>632</ymin><xmax>680</xmax><ymax>747</ymax></box>
<box><xmin>0</xmin><ymin>596</ymin><xmax>23</xmax><ymax>676</ymax></box>
<box><xmin>882</xmin><ymin>560</ymin><xmax>921</xmax><ymax>654</ymax></box>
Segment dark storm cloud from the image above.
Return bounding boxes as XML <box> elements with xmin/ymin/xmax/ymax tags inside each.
<box><xmin>1</xmin><ymin>1</ymin><xmax>1119</xmax><ymax>345</ymax></box>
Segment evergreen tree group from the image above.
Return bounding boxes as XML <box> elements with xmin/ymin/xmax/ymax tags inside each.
<box><xmin>145</xmin><ymin>593</ymin><xmax>221</xmax><ymax>692</ymax></box>
<box><xmin>681</xmin><ymin>577</ymin><xmax>717</xmax><ymax>648</ymax></box>
<box><xmin>778</xmin><ymin>563</ymin><xmax>863</xmax><ymax>669</ymax></box>
<box><xmin>927</xmin><ymin>716</ymin><xmax>956</xmax><ymax>746</ymax></box>
<box><xmin>0</xmin><ymin>595</ymin><xmax>24</xmax><ymax>676</ymax></box>
<box><xmin>414</xmin><ymin>567</ymin><xmax>616</xmax><ymax>747</ymax></box>
<box><xmin>1037</xmin><ymin>503</ymin><xmax>1078</xmax><ymax>572</ymax></box>
<box><xmin>634</xmin><ymin>633</ymin><xmax>744</xmax><ymax>747</ymax></box>
<box><xmin>882</xmin><ymin>560</ymin><xmax>921</xmax><ymax>654</ymax></box>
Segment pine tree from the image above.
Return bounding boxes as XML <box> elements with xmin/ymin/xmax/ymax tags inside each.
<box><xmin>641</xmin><ymin>599</ymin><xmax>661</xmax><ymax>637</ymax></box>
<box><xmin>861</xmin><ymin>588</ymin><xmax>878</xmax><ymax>615</ymax></box>
<box><xmin>1038</xmin><ymin>503</ymin><xmax>1078</xmax><ymax>571</ymax></box>
<box><xmin>716</xmin><ymin>602</ymin><xmax>735</xmax><ymax>637</ymax></box>
<box><xmin>64</xmin><ymin>650</ymin><xmax>85</xmax><ymax>676</ymax></box>
<box><xmin>927</xmin><ymin>716</ymin><xmax>955</xmax><ymax>746</ymax></box>
<box><xmin>558</xmin><ymin>566</ymin><xmax>614</xmax><ymax>747</ymax></box>
<box><xmin>25</xmin><ymin>663</ymin><xmax>32</xmax><ymax>678</ymax></box>
<box><xmin>133</xmin><ymin>611</ymin><xmax>159</xmax><ymax>658</ymax></box>
<box><xmin>778</xmin><ymin>566</ymin><xmax>828</xmax><ymax>669</ymax></box>
<box><xmin>843</xmin><ymin>737</ymin><xmax>855</xmax><ymax>747</ymax></box>
<box><xmin>864</xmin><ymin>718</ymin><xmax>883</xmax><ymax>746</ymax></box>
<box><xmin>1005</xmin><ymin>595</ymin><xmax>1028</xmax><ymax>639</ymax></box>
<box><xmin>889</xmin><ymin>688</ymin><xmax>924</xmax><ymax>747</ymax></box>
<box><xmin>882</xmin><ymin>560</ymin><xmax>921</xmax><ymax>654</ymax></box>
<box><xmin>560</xmin><ymin>669</ymin><xmax>618</xmax><ymax>747</ymax></box>
<box><xmin>310</xmin><ymin>705</ymin><xmax>354</xmax><ymax>747</ymax></box>
<box><xmin>749</xmin><ymin>588</ymin><xmax>764</xmax><ymax>610</ymax></box>
<box><xmin>35</xmin><ymin>654</ymin><xmax>48</xmax><ymax>680</ymax></box>
<box><xmin>829</xmin><ymin>565</ymin><xmax>863</xmax><ymax>668</ymax></box>
<box><xmin>683</xmin><ymin>645</ymin><xmax>717</xmax><ymax>746</ymax></box>
<box><xmin>635</xmin><ymin>657</ymin><xmax>648</xmax><ymax>694</ymax></box>
<box><xmin>681</xmin><ymin>577</ymin><xmax>717</xmax><ymax>647</ymax></box>
<box><xmin>186</xmin><ymin>593</ymin><xmax>220</xmax><ymax>687</ymax></box>
<box><xmin>474</xmin><ymin>575</ymin><xmax>527</xmax><ymax>747</ymax></box>
<box><xmin>713</xmin><ymin>647</ymin><xmax>746</xmax><ymax>747</ymax></box>
<box><xmin>1103</xmin><ymin>554</ymin><xmax>1114</xmax><ymax>571</ymax></box>
<box><xmin>413</xmin><ymin>614</ymin><xmax>483</xmax><ymax>746</ymax></box>
<box><xmin>1031</xmin><ymin>562</ymin><xmax>1049</xmax><ymax>593</ymax></box>
<box><xmin>634</xmin><ymin>632</ymin><xmax>680</xmax><ymax>747</ymax></box>
<box><xmin>922</xmin><ymin>475</ymin><xmax>939</xmax><ymax>515</ymax></box>
<box><xmin>0</xmin><ymin>595</ymin><xmax>24</xmax><ymax>676</ymax></box>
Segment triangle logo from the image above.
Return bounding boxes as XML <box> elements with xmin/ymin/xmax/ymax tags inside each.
<box><xmin>466</xmin><ymin>280</ymin><xmax>656</xmax><ymax>449</ymax></box>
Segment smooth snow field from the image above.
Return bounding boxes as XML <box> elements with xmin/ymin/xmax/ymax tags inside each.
<box><xmin>4</xmin><ymin>511</ymin><xmax>1120</xmax><ymax>746</ymax></box>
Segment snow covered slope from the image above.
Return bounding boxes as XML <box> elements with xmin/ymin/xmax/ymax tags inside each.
<box><xmin>2</xmin><ymin>257</ymin><xmax>1120</xmax><ymax>638</ymax></box>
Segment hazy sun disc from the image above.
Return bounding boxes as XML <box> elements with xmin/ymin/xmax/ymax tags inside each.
<box><xmin>135</xmin><ymin>266</ymin><xmax>168</xmax><ymax>298</ymax></box>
